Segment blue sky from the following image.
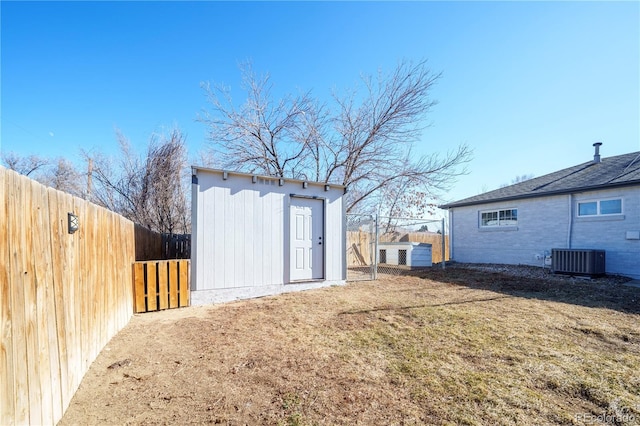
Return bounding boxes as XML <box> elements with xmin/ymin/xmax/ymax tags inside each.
<box><xmin>2</xmin><ymin>1</ymin><xmax>639</xmax><ymax>206</ymax></box>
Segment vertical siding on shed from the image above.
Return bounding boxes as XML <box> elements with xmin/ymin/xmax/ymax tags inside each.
<box><xmin>210</xmin><ymin>185</ymin><xmax>225</xmax><ymax>288</ymax></box>
<box><xmin>192</xmin><ymin>170</ymin><xmax>344</xmax><ymax>295</ymax></box>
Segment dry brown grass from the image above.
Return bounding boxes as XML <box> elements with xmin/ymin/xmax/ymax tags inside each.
<box><xmin>60</xmin><ymin>267</ymin><xmax>640</xmax><ymax>425</ymax></box>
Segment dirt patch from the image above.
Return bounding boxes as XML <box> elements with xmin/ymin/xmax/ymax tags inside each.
<box><xmin>60</xmin><ymin>266</ymin><xmax>640</xmax><ymax>425</ymax></box>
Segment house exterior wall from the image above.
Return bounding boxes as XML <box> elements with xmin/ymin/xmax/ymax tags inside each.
<box><xmin>571</xmin><ymin>187</ymin><xmax>639</xmax><ymax>278</ymax></box>
<box><xmin>449</xmin><ymin>186</ymin><xmax>639</xmax><ymax>278</ymax></box>
<box><xmin>191</xmin><ymin>169</ymin><xmax>346</xmax><ymax>304</ymax></box>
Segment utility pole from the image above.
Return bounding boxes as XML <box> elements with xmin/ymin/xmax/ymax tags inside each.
<box><xmin>441</xmin><ymin>217</ymin><xmax>446</xmax><ymax>270</ymax></box>
<box><xmin>86</xmin><ymin>158</ymin><xmax>93</xmax><ymax>200</ymax></box>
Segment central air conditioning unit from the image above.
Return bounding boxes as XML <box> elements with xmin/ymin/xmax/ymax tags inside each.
<box><xmin>551</xmin><ymin>249</ymin><xmax>605</xmax><ymax>276</ymax></box>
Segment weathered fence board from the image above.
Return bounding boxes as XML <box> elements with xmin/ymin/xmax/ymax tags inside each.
<box><xmin>47</xmin><ymin>188</ymin><xmax>71</xmax><ymax>411</ymax></box>
<box><xmin>179</xmin><ymin>262</ymin><xmax>190</xmax><ymax>306</ymax></box>
<box><xmin>1</xmin><ymin>167</ymin><xmax>137</xmax><ymax>425</ymax></box>
<box><xmin>169</xmin><ymin>261</ymin><xmax>179</xmax><ymax>308</ymax></box>
<box><xmin>158</xmin><ymin>262</ymin><xmax>169</xmax><ymax>310</ymax></box>
<box><xmin>0</xmin><ymin>168</ymin><xmax>14</xmax><ymax>426</ymax></box>
<box><xmin>133</xmin><ymin>262</ymin><xmax>146</xmax><ymax>314</ymax></box>
<box><xmin>134</xmin><ymin>224</ymin><xmax>163</xmax><ymax>261</ymax></box>
<box><xmin>132</xmin><ymin>260</ymin><xmax>190</xmax><ymax>313</ymax></box>
<box><xmin>146</xmin><ymin>263</ymin><xmax>158</xmax><ymax>312</ymax></box>
<box><xmin>2</xmin><ymin>171</ymin><xmax>11</xmax><ymax>422</ymax></box>
<box><xmin>8</xmin><ymin>169</ymin><xmax>30</xmax><ymax>424</ymax></box>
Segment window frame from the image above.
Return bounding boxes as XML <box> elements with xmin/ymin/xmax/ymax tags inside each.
<box><xmin>479</xmin><ymin>208</ymin><xmax>518</xmax><ymax>228</ymax></box>
<box><xmin>577</xmin><ymin>198</ymin><xmax>622</xmax><ymax>217</ymax></box>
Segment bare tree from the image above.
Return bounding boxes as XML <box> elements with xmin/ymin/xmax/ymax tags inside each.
<box><xmin>500</xmin><ymin>174</ymin><xmax>535</xmax><ymax>188</ymax></box>
<box><xmin>85</xmin><ymin>131</ymin><xmax>143</xmax><ymax>220</ymax></box>
<box><xmin>145</xmin><ymin>132</ymin><xmax>190</xmax><ymax>234</ymax></box>
<box><xmin>1</xmin><ymin>151</ymin><xmax>50</xmax><ymax>176</ymax></box>
<box><xmin>320</xmin><ymin>60</ymin><xmax>472</xmax><ymax>213</ymax></box>
<box><xmin>199</xmin><ymin>63</ymin><xmax>315</xmax><ymax>178</ymax></box>
<box><xmin>200</xmin><ymin>60</ymin><xmax>472</xmax><ymax>214</ymax></box>
<box><xmin>1</xmin><ymin>151</ymin><xmax>87</xmax><ymax>197</ymax></box>
<box><xmin>39</xmin><ymin>157</ymin><xmax>85</xmax><ymax>197</ymax></box>
<box><xmin>87</xmin><ymin>128</ymin><xmax>190</xmax><ymax>234</ymax></box>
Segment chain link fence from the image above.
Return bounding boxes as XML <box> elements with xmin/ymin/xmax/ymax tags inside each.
<box><xmin>346</xmin><ymin>214</ymin><xmax>448</xmax><ymax>281</ymax></box>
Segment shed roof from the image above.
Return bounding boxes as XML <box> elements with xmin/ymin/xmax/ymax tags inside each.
<box><xmin>191</xmin><ymin>166</ymin><xmax>347</xmax><ymax>191</ymax></box>
<box><xmin>441</xmin><ymin>151</ymin><xmax>640</xmax><ymax>209</ymax></box>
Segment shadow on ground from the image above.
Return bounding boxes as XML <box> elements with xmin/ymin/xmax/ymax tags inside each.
<box><xmin>411</xmin><ymin>264</ymin><xmax>640</xmax><ymax>314</ymax></box>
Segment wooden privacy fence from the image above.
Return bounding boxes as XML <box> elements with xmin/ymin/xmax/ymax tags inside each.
<box><xmin>0</xmin><ymin>167</ymin><xmax>136</xmax><ymax>425</ymax></box>
<box><xmin>133</xmin><ymin>260</ymin><xmax>190</xmax><ymax>313</ymax></box>
<box><xmin>162</xmin><ymin>233</ymin><xmax>191</xmax><ymax>259</ymax></box>
<box><xmin>134</xmin><ymin>223</ymin><xmax>163</xmax><ymax>261</ymax></box>
<box><xmin>134</xmin><ymin>229</ymin><xmax>191</xmax><ymax>260</ymax></box>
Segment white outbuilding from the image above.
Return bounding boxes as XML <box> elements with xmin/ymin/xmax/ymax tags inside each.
<box><xmin>190</xmin><ymin>167</ymin><xmax>347</xmax><ymax>304</ymax></box>
<box><xmin>377</xmin><ymin>242</ymin><xmax>432</xmax><ymax>268</ymax></box>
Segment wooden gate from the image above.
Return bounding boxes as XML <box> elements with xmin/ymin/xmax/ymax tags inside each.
<box><xmin>133</xmin><ymin>260</ymin><xmax>190</xmax><ymax>313</ymax></box>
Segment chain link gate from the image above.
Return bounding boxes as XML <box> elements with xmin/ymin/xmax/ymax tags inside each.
<box><xmin>346</xmin><ymin>214</ymin><xmax>448</xmax><ymax>281</ymax></box>
<box><xmin>346</xmin><ymin>214</ymin><xmax>376</xmax><ymax>281</ymax></box>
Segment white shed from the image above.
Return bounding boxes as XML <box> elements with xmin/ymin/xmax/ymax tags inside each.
<box><xmin>190</xmin><ymin>167</ymin><xmax>347</xmax><ymax>304</ymax></box>
<box><xmin>377</xmin><ymin>242</ymin><xmax>432</xmax><ymax>268</ymax></box>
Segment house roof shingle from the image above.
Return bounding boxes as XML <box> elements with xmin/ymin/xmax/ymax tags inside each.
<box><xmin>441</xmin><ymin>151</ymin><xmax>640</xmax><ymax>209</ymax></box>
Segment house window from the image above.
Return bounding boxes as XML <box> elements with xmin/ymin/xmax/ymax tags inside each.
<box><xmin>480</xmin><ymin>209</ymin><xmax>518</xmax><ymax>227</ymax></box>
<box><xmin>578</xmin><ymin>199</ymin><xmax>622</xmax><ymax>216</ymax></box>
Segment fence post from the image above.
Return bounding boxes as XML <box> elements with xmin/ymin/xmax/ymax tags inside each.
<box><xmin>441</xmin><ymin>217</ymin><xmax>446</xmax><ymax>270</ymax></box>
<box><xmin>373</xmin><ymin>215</ymin><xmax>378</xmax><ymax>280</ymax></box>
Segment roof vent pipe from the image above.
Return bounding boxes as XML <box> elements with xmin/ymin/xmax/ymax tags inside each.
<box><xmin>593</xmin><ymin>142</ymin><xmax>602</xmax><ymax>163</ymax></box>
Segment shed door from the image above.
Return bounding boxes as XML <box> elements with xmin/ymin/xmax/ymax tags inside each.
<box><xmin>290</xmin><ymin>197</ymin><xmax>324</xmax><ymax>281</ymax></box>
